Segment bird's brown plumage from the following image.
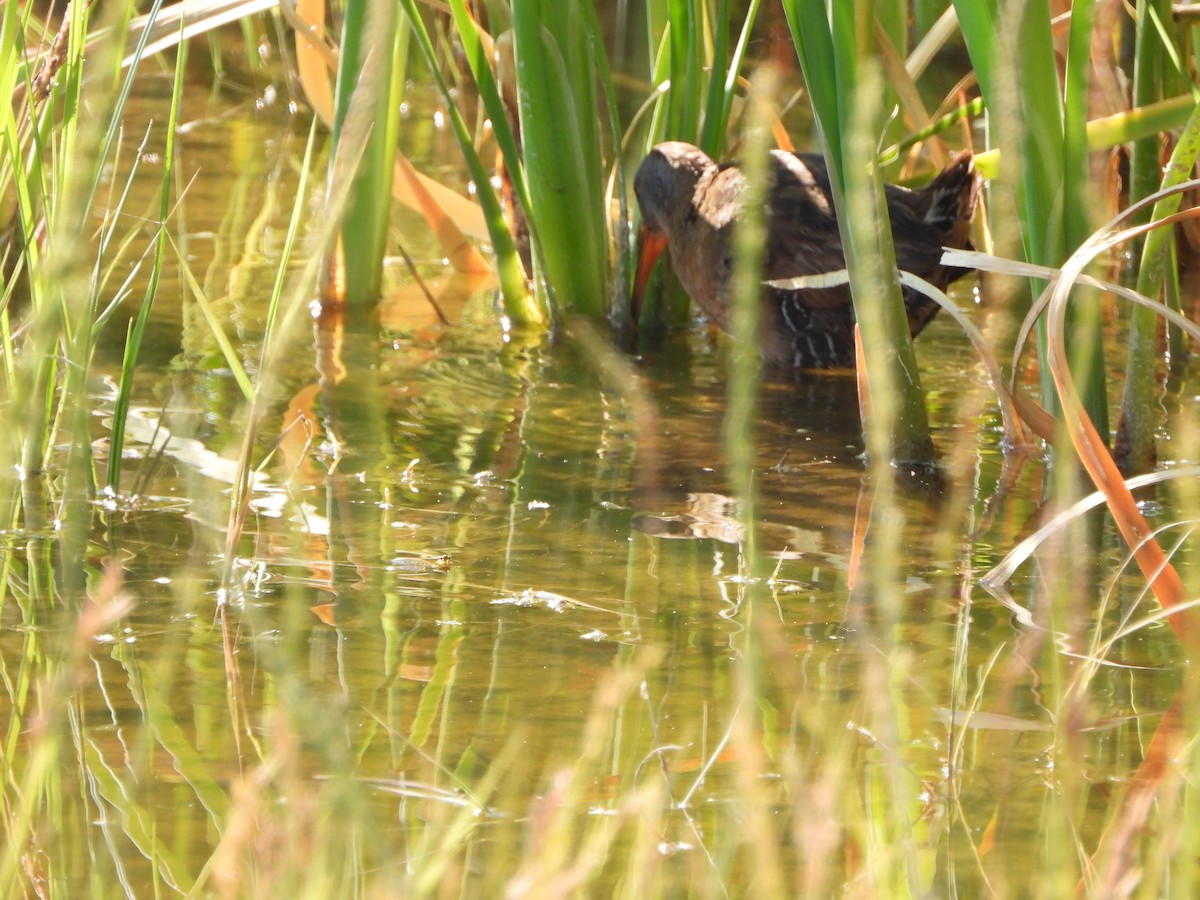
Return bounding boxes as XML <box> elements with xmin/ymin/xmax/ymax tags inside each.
<box><xmin>633</xmin><ymin>141</ymin><xmax>980</xmax><ymax>368</ymax></box>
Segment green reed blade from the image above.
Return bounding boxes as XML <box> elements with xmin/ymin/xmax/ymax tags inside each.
<box><xmin>398</xmin><ymin>0</ymin><xmax>541</xmax><ymax>325</ymax></box>
<box><xmin>1062</xmin><ymin>0</ymin><xmax>1108</xmax><ymax>437</ymax></box>
<box><xmin>445</xmin><ymin>0</ymin><xmax>535</xmax><ymax>252</ymax></box>
<box><xmin>171</xmin><ymin>238</ymin><xmax>255</xmax><ymax>403</ymax></box>
<box><xmin>846</xmin><ymin>63</ymin><xmax>934</xmax><ymax>466</ymax></box>
<box><xmin>331</xmin><ymin>0</ymin><xmax>403</xmax><ymax>306</ymax></box>
<box><xmin>783</xmin><ymin>0</ymin><xmax>842</xmax><ymax>175</ymax></box>
<box><xmin>954</xmin><ymin>0</ymin><xmax>1112</xmax><ymax>432</ymax></box>
<box><xmin>1120</xmin><ymin>0</ymin><xmax>1178</xmax><ymax>471</ymax></box>
<box><xmin>1121</xmin><ymin>98</ymin><xmax>1200</xmax><ymax>471</ymax></box>
<box><xmin>107</xmin><ymin>36</ymin><xmax>185</xmax><ymax>491</ymax></box>
<box><xmin>1088</xmin><ymin>93</ymin><xmax>1196</xmax><ymax>148</ymax></box>
<box><xmin>782</xmin><ymin>1</ymin><xmax>933</xmax><ymax>463</ymax></box>
<box><xmin>510</xmin><ymin>0</ymin><xmax>610</xmax><ymax>316</ymax></box>
<box><xmin>577</xmin><ymin>1</ymin><xmax>632</xmax><ymax>312</ymax></box>
<box><xmin>263</xmin><ymin>118</ymin><xmax>321</xmax><ymax>355</ymax></box>
<box><xmin>696</xmin><ymin>0</ymin><xmax>730</xmax><ymax>155</ymax></box>
<box><xmin>664</xmin><ymin>0</ymin><xmax>700</xmax><ymax>143</ymax></box>
<box><xmin>702</xmin><ymin>0</ymin><xmax>763</xmax><ymax>157</ymax></box>
<box><xmin>640</xmin><ymin>14</ymin><xmax>672</xmax><ymax>147</ymax></box>
<box><xmin>84</xmin><ymin>0</ymin><xmax>166</xmax><ymax>216</ymax></box>
<box><xmin>0</xmin><ymin>1</ymin><xmax>21</xmax><ymax>166</ymax></box>
<box><xmin>1</xmin><ymin>99</ymin><xmax>40</xmax><ymax>279</ymax></box>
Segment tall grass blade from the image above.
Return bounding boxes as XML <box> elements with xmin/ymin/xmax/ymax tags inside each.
<box><xmin>782</xmin><ymin>2</ymin><xmax>934</xmax><ymax>463</ymax></box>
<box><xmin>783</xmin><ymin>0</ymin><xmax>843</xmax><ymax>179</ymax></box>
<box><xmin>1119</xmin><ymin>6</ymin><xmax>1195</xmax><ymax>472</ymax></box>
<box><xmin>398</xmin><ymin>0</ymin><xmax>541</xmax><ymax>325</ymax></box>
<box><xmin>955</xmin><ymin>0</ymin><xmax>1108</xmax><ymax>431</ymax></box>
<box><xmin>444</xmin><ymin>1</ymin><xmax>535</xmax><ymax>243</ymax></box>
<box><xmin>664</xmin><ymin>0</ymin><xmax>702</xmax><ymax>144</ymax></box>
<box><xmin>263</xmin><ymin>119</ymin><xmax>321</xmax><ymax>347</ymax></box>
<box><xmin>84</xmin><ymin>0</ymin><xmax>167</xmax><ymax>214</ymax></box>
<box><xmin>511</xmin><ymin>0</ymin><xmax>609</xmax><ymax>315</ymax></box>
<box><xmin>107</xmin><ymin>33</ymin><xmax>186</xmax><ymax>491</ymax></box>
<box><xmin>724</xmin><ymin>65</ymin><xmax>772</xmax><ymax>575</ymax></box>
<box><xmin>1061</xmin><ymin>0</ymin><xmax>1108</xmax><ymax>437</ymax></box>
<box><xmin>329</xmin><ymin>0</ymin><xmax>403</xmax><ymax>305</ymax></box>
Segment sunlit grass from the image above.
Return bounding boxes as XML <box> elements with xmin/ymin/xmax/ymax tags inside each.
<box><xmin>2</xmin><ymin>1</ymin><xmax>1200</xmax><ymax>897</ymax></box>
<box><xmin>326</xmin><ymin>0</ymin><xmax>405</xmax><ymax>306</ymax></box>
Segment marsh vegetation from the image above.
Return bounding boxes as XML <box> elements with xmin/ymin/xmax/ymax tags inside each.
<box><xmin>4</xmin><ymin>1</ymin><xmax>1200</xmax><ymax>896</ymax></box>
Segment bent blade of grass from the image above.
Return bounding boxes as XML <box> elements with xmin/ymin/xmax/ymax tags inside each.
<box><xmin>907</xmin><ymin>3</ymin><xmax>960</xmax><ymax>80</ymax></box>
<box><xmin>896</xmin><ymin>272</ymin><xmax>1029</xmax><ymax>446</ymax></box>
<box><xmin>1103</xmin><ymin>568</ymin><xmax>1200</xmax><ymax>650</ymax></box>
<box><xmin>767</xmin><ymin>265</ymin><xmax>1032</xmax><ymax>447</ymax></box>
<box><xmin>113</xmin><ymin>0</ymin><xmax>280</xmax><ymax>67</ymax></box>
<box><xmin>1044</xmin><ymin>221</ymin><xmax>1200</xmax><ymax>646</ymax></box>
<box><xmin>982</xmin><ymin>465</ymin><xmax>1200</xmax><ymax>587</ymax></box>
<box><xmin>1087</xmin><ymin>93</ymin><xmax>1196</xmax><ymax>148</ymax></box>
<box><xmin>1080</xmin><ymin>524</ymin><xmax>1197</xmax><ymax>673</ymax></box>
<box><xmin>945</xmin><ymin>208</ymin><xmax>1200</xmax><ymax>377</ymax></box>
<box><xmin>938</xmin><ymin>246</ymin><xmax>1200</xmax><ymax>455</ymax></box>
<box><xmin>330</xmin><ymin>0</ymin><xmax>405</xmax><ymax>305</ymax></box>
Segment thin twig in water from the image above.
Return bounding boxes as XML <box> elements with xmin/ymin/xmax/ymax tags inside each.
<box><xmin>394</xmin><ymin>241</ymin><xmax>450</xmax><ymax>325</ymax></box>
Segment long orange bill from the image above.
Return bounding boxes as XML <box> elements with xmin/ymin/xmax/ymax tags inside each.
<box><xmin>631</xmin><ymin>227</ymin><xmax>668</xmax><ymax>328</ymax></box>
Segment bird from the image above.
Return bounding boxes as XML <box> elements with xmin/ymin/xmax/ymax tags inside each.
<box><xmin>632</xmin><ymin>141</ymin><xmax>980</xmax><ymax>369</ymax></box>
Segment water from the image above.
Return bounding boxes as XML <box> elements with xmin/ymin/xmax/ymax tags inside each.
<box><xmin>3</xmin><ymin>62</ymin><xmax>1196</xmax><ymax>898</ymax></box>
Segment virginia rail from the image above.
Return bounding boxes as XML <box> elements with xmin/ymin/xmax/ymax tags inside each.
<box><xmin>633</xmin><ymin>141</ymin><xmax>980</xmax><ymax>368</ymax></box>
